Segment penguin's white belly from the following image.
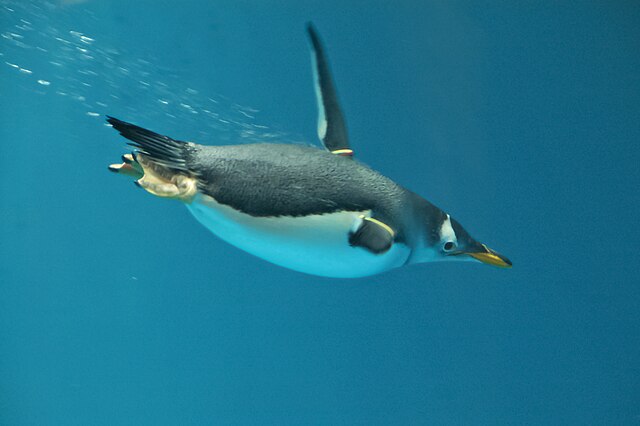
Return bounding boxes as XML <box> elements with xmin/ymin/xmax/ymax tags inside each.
<box><xmin>186</xmin><ymin>193</ymin><xmax>411</xmax><ymax>278</ymax></box>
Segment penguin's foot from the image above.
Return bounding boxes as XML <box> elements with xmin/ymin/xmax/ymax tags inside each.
<box><xmin>108</xmin><ymin>153</ymin><xmax>144</xmax><ymax>179</ymax></box>
<box><xmin>108</xmin><ymin>152</ymin><xmax>198</xmax><ymax>203</ymax></box>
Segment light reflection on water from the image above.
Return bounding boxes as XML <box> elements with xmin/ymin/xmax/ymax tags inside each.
<box><xmin>1</xmin><ymin>0</ymin><xmax>290</xmax><ymax>144</ymax></box>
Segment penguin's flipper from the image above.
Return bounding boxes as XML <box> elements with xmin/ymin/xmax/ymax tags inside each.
<box><xmin>349</xmin><ymin>216</ymin><xmax>396</xmax><ymax>254</ymax></box>
<box><xmin>306</xmin><ymin>23</ymin><xmax>353</xmax><ymax>158</ymax></box>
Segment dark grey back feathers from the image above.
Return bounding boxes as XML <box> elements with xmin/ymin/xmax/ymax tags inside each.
<box><xmin>191</xmin><ymin>143</ymin><xmax>408</xmax><ymax>221</ymax></box>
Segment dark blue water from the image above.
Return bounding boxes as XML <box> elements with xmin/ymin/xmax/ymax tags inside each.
<box><xmin>1</xmin><ymin>1</ymin><xmax>639</xmax><ymax>424</ymax></box>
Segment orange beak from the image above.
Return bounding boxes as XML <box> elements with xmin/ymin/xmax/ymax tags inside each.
<box><xmin>467</xmin><ymin>244</ymin><xmax>512</xmax><ymax>268</ymax></box>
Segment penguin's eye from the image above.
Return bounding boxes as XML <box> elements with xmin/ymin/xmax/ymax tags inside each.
<box><xmin>443</xmin><ymin>241</ymin><xmax>456</xmax><ymax>252</ymax></box>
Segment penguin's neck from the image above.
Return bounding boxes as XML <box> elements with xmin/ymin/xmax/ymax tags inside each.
<box><xmin>403</xmin><ymin>193</ymin><xmax>447</xmax><ymax>264</ymax></box>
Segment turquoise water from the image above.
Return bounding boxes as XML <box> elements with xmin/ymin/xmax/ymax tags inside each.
<box><xmin>1</xmin><ymin>1</ymin><xmax>639</xmax><ymax>424</ymax></box>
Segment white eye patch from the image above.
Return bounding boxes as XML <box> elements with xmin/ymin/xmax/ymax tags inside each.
<box><xmin>439</xmin><ymin>214</ymin><xmax>457</xmax><ymax>245</ymax></box>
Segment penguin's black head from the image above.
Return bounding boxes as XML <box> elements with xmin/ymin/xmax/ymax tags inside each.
<box><xmin>412</xmin><ymin>204</ymin><xmax>511</xmax><ymax>268</ymax></box>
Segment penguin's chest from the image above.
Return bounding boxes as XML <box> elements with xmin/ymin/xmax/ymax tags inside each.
<box><xmin>186</xmin><ymin>193</ymin><xmax>411</xmax><ymax>278</ymax></box>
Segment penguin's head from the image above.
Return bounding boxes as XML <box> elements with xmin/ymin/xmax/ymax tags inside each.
<box><xmin>411</xmin><ymin>205</ymin><xmax>512</xmax><ymax>268</ymax></box>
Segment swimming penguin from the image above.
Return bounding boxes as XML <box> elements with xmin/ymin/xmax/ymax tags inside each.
<box><xmin>107</xmin><ymin>24</ymin><xmax>511</xmax><ymax>278</ymax></box>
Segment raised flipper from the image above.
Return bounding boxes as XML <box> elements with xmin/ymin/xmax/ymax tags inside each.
<box><xmin>106</xmin><ymin>116</ymin><xmax>198</xmax><ymax>202</ymax></box>
<box><xmin>349</xmin><ymin>216</ymin><xmax>396</xmax><ymax>254</ymax></box>
<box><xmin>306</xmin><ymin>23</ymin><xmax>353</xmax><ymax>158</ymax></box>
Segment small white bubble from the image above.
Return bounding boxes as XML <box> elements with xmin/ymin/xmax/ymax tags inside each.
<box><xmin>158</xmin><ymin>99</ymin><xmax>169</xmax><ymax>105</ymax></box>
<box><xmin>19</xmin><ymin>68</ymin><xmax>32</xmax><ymax>74</ymax></box>
<box><xmin>37</xmin><ymin>79</ymin><xmax>50</xmax><ymax>86</ymax></box>
<box><xmin>87</xmin><ymin>112</ymin><xmax>99</xmax><ymax>117</ymax></box>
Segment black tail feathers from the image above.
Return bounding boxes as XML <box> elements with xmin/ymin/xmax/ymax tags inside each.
<box><xmin>106</xmin><ymin>116</ymin><xmax>191</xmax><ymax>172</ymax></box>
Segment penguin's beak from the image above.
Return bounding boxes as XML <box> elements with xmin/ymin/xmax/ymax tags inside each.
<box><xmin>459</xmin><ymin>243</ymin><xmax>512</xmax><ymax>268</ymax></box>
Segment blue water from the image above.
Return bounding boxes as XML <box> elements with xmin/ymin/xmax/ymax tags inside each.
<box><xmin>1</xmin><ymin>1</ymin><xmax>639</xmax><ymax>424</ymax></box>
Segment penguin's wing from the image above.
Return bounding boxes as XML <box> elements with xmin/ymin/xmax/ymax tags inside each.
<box><xmin>306</xmin><ymin>23</ymin><xmax>353</xmax><ymax>158</ymax></box>
<box><xmin>349</xmin><ymin>216</ymin><xmax>395</xmax><ymax>254</ymax></box>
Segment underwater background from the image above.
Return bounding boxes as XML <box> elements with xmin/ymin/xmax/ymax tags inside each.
<box><xmin>1</xmin><ymin>1</ymin><xmax>639</xmax><ymax>424</ymax></box>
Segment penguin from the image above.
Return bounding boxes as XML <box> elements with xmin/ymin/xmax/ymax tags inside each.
<box><xmin>107</xmin><ymin>24</ymin><xmax>511</xmax><ymax>278</ymax></box>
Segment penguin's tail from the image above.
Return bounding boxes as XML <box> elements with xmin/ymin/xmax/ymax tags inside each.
<box><xmin>106</xmin><ymin>116</ymin><xmax>198</xmax><ymax>202</ymax></box>
<box><xmin>106</xmin><ymin>116</ymin><xmax>193</xmax><ymax>173</ymax></box>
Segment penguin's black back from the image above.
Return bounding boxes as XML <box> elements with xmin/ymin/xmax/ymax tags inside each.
<box><xmin>190</xmin><ymin>143</ymin><xmax>409</xmax><ymax>220</ymax></box>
